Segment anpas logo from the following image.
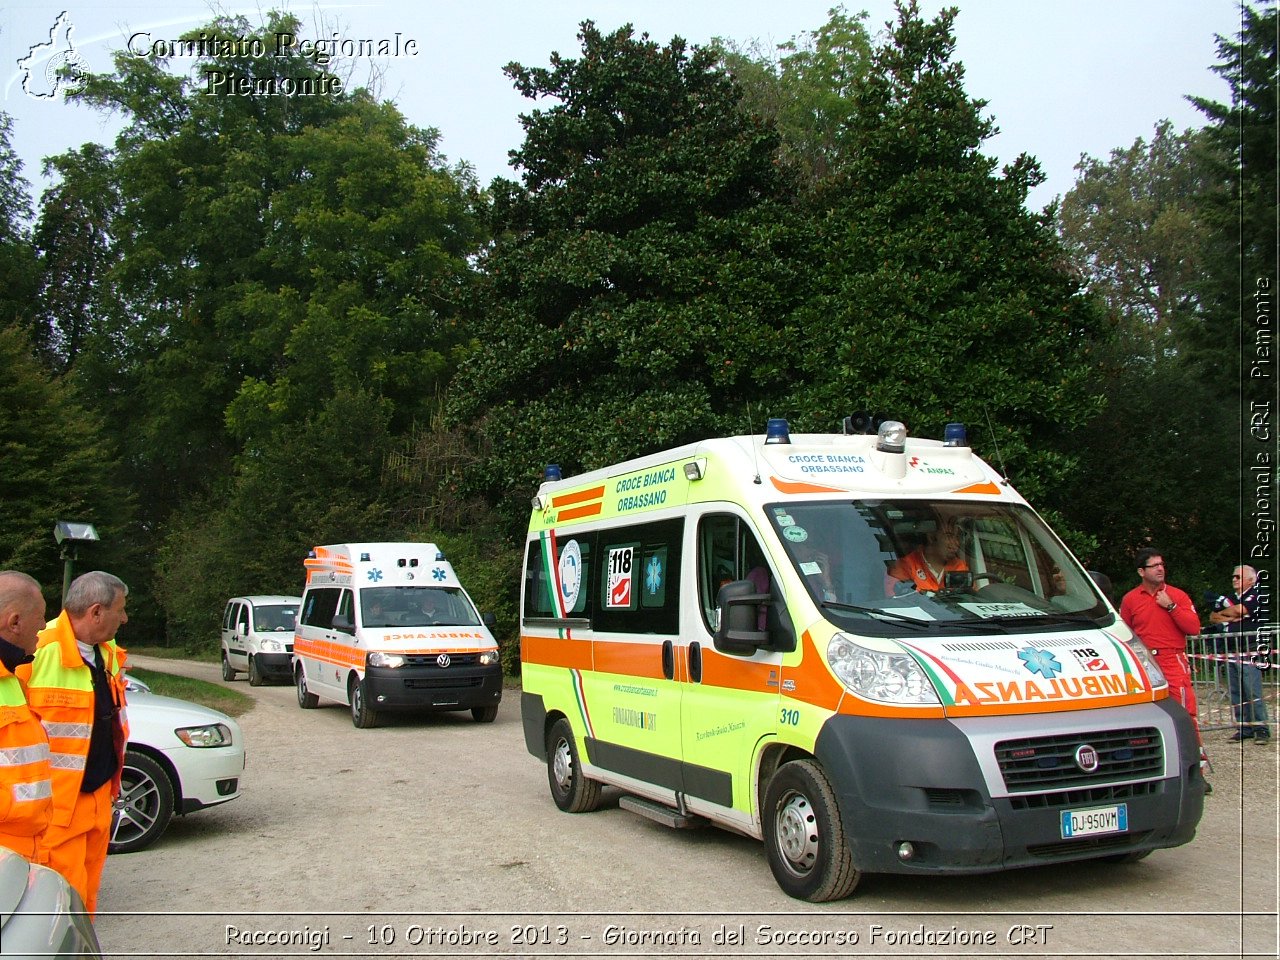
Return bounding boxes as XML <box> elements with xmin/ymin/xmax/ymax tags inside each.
<box><xmin>18</xmin><ymin>12</ymin><xmax>90</xmax><ymax>100</ymax></box>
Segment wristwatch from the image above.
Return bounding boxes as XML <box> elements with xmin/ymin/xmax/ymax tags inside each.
<box><xmin>1165</xmin><ymin>603</ymin><xmax>1177</xmax><ymax>612</ymax></box>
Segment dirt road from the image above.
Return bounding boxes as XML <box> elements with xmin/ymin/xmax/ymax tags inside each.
<box><xmin>94</xmin><ymin>657</ymin><xmax>1278</xmax><ymax>959</ymax></box>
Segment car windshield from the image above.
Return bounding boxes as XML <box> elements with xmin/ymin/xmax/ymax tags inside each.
<box><xmin>253</xmin><ymin>605</ymin><xmax>297</xmax><ymax>631</ymax></box>
<box><xmin>360</xmin><ymin>586</ymin><xmax>479</xmax><ymax>628</ymax></box>
<box><xmin>766</xmin><ymin>499</ymin><xmax>1112</xmax><ymax>636</ymax></box>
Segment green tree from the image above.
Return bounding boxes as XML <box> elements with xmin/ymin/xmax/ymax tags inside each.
<box><xmin>449</xmin><ymin>22</ymin><xmax>804</xmax><ymax>530</ymax></box>
<box><xmin>717</xmin><ymin>7</ymin><xmax>874</xmax><ymax>187</ymax></box>
<box><xmin>0</xmin><ymin>113</ymin><xmax>38</xmax><ymax>333</ymax></box>
<box><xmin>0</xmin><ymin>324</ymin><xmax>138</xmax><ymax>615</ymax></box>
<box><xmin>779</xmin><ymin>1</ymin><xmax>1108</xmax><ymax>518</ymax></box>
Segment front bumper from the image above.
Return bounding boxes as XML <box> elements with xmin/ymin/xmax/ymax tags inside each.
<box><xmin>251</xmin><ymin>651</ymin><xmax>293</xmax><ymax>679</ymax></box>
<box><xmin>162</xmin><ymin>744</ymin><xmax>245</xmax><ymax>815</ymax></box>
<box><xmin>364</xmin><ymin>661</ymin><xmax>503</xmax><ymax>712</ymax></box>
<box><xmin>813</xmin><ymin>699</ymin><xmax>1204</xmax><ymax>874</ymax></box>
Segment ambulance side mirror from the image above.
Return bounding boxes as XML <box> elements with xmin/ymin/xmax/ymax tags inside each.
<box><xmin>714</xmin><ymin>580</ymin><xmax>768</xmax><ymax>655</ymax></box>
<box><xmin>482</xmin><ymin>612</ymin><xmax>496</xmax><ymax>629</ymax></box>
<box><xmin>332</xmin><ymin>612</ymin><xmax>355</xmax><ymax>635</ymax></box>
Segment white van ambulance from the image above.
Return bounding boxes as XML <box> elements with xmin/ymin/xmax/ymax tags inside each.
<box><xmin>519</xmin><ymin>418</ymin><xmax>1205</xmax><ymax>901</ymax></box>
<box><xmin>293</xmin><ymin>543</ymin><xmax>502</xmax><ymax>728</ymax></box>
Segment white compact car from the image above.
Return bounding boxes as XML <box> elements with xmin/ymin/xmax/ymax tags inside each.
<box><xmin>109</xmin><ymin>684</ymin><xmax>246</xmax><ymax>854</ymax></box>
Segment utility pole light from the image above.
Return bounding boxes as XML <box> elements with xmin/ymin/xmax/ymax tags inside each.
<box><xmin>54</xmin><ymin>521</ymin><xmax>99</xmax><ymax>607</ymax></box>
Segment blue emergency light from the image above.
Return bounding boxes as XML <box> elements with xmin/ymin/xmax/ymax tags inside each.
<box><xmin>544</xmin><ymin>464</ymin><xmax>562</xmax><ymax>481</ymax></box>
<box><xmin>764</xmin><ymin>418</ymin><xmax>791</xmax><ymax>444</ymax></box>
<box><xmin>944</xmin><ymin>422</ymin><xmax>968</xmax><ymax>446</ymax></box>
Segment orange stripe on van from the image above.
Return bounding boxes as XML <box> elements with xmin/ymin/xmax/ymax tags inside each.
<box><xmin>552</xmin><ymin>486</ymin><xmax>606</xmax><ymax>508</ymax></box>
<box><xmin>952</xmin><ymin>480</ymin><xmax>1002</xmax><ymax>496</ymax></box>
<box><xmin>769</xmin><ymin>477</ymin><xmax>845</xmax><ymax>495</ymax></box>
<box><xmin>779</xmin><ymin>629</ymin><xmax>848</xmax><ymax>711</ymax></box>
<box><xmin>592</xmin><ymin>640</ymin><xmax>665</xmax><ymax>680</ymax></box>
<box><xmin>522</xmin><ymin>634</ymin><xmax>594</xmax><ymax>671</ymax></box>
<box><xmin>557</xmin><ymin>502</ymin><xmax>604</xmax><ymax>521</ymax></box>
<box><xmin>942</xmin><ymin>694</ymin><xmax>1145</xmax><ymax>718</ymax></box>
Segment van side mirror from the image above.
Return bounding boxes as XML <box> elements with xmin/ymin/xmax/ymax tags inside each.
<box><xmin>482</xmin><ymin>612</ymin><xmax>497</xmax><ymax>629</ymax></box>
<box><xmin>1088</xmin><ymin>570</ymin><xmax>1114</xmax><ymax>602</ymax></box>
<box><xmin>237</xmin><ymin>623</ymin><xmax>248</xmax><ymax>637</ymax></box>
<box><xmin>332</xmin><ymin>613</ymin><xmax>355</xmax><ymax>634</ymax></box>
<box><xmin>713</xmin><ymin>580</ymin><xmax>768</xmax><ymax>655</ymax></box>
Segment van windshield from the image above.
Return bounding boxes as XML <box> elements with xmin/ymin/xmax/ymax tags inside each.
<box><xmin>253</xmin><ymin>605</ymin><xmax>297</xmax><ymax>632</ymax></box>
<box><xmin>360</xmin><ymin>587</ymin><xmax>479</xmax><ymax>628</ymax></box>
<box><xmin>766</xmin><ymin>499</ymin><xmax>1112</xmax><ymax>635</ymax></box>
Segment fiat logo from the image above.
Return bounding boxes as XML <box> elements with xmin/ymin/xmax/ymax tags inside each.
<box><xmin>1075</xmin><ymin>744</ymin><xmax>1100</xmax><ymax>772</ymax></box>
<box><xmin>437</xmin><ymin>654</ymin><xmax>451</xmax><ymax>668</ymax></box>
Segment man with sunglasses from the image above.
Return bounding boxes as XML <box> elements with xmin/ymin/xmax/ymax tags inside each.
<box><xmin>1120</xmin><ymin>548</ymin><xmax>1211</xmax><ymax>790</ymax></box>
<box><xmin>1209</xmin><ymin>565</ymin><xmax>1270</xmax><ymax>745</ymax></box>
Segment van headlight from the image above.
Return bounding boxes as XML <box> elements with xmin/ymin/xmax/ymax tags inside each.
<box><xmin>827</xmin><ymin>634</ymin><xmax>940</xmax><ymax>705</ymax></box>
<box><xmin>479</xmin><ymin>650</ymin><xmax>501</xmax><ymax>666</ymax></box>
<box><xmin>176</xmin><ymin>723</ymin><xmax>232</xmax><ymax>748</ymax></box>
<box><xmin>1123</xmin><ymin>640</ymin><xmax>1167</xmax><ymax>688</ymax></box>
<box><xmin>259</xmin><ymin>638</ymin><xmax>284</xmax><ymax>653</ymax></box>
<box><xmin>368</xmin><ymin>652</ymin><xmax>405</xmax><ymax>668</ymax></box>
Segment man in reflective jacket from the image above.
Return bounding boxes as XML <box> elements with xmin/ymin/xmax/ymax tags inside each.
<box><xmin>0</xmin><ymin>571</ymin><xmax>53</xmax><ymax>860</ymax></box>
<box><xmin>18</xmin><ymin>571</ymin><xmax>129</xmax><ymax>916</ymax></box>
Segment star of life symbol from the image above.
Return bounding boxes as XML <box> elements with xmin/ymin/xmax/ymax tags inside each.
<box><xmin>645</xmin><ymin>554</ymin><xmax>662</xmax><ymax>595</ymax></box>
<box><xmin>1017</xmin><ymin>646</ymin><xmax>1062</xmax><ymax>679</ymax></box>
<box><xmin>367</xmin><ymin>568</ymin><xmax>383</xmax><ymax>582</ymax></box>
<box><xmin>17</xmin><ymin>11</ymin><xmax>90</xmax><ymax>100</ymax></box>
<box><xmin>432</xmin><ymin>567</ymin><xmax>447</xmax><ymax>581</ymax></box>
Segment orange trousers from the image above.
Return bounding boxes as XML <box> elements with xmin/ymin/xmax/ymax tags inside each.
<box><xmin>38</xmin><ymin>781</ymin><xmax>113</xmax><ymax>916</ymax></box>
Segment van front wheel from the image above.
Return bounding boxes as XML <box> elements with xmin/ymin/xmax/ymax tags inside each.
<box><xmin>295</xmin><ymin>664</ymin><xmax>318</xmax><ymax>709</ymax></box>
<box><xmin>763</xmin><ymin>760</ymin><xmax>859</xmax><ymax>902</ymax></box>
<box><xmin>350</xmin><ymin>675</ymin><xmax>381</xmax><ymax>729</ymax></box>
<box><xmin>546</xmin><ymin>718</ymin><xmax>602</xmax><ymax>813</ymax></box>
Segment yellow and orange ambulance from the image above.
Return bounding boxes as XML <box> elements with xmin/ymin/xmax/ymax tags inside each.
<box><xmin>519</xmin><ymin>419</ymin><xmax>1205</xmax><ymax>901</ymax></box>
<box><xmin>293</xmin><ymin>543</ymin><xmax>502</xmax><ymax>728</ymax></box>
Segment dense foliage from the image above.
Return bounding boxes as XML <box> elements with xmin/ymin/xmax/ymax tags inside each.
<box><xmin>0</xmin><ymin>3</ymin><xmax>1270</xmax><ymax>651</ymax></box>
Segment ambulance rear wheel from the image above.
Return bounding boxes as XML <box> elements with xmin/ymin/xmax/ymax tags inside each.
<box><xmin>763</xmin><ymin>759</ymin><xmax>859</xmax><ymax>902</ymax></box>
<box><xmin>221</xmin><ymin>652</ymin><xmax>237</xmax><ymax>682</ymax></box>
<box><xmin>350</xmin><ymin>675</ymin><xmax>381</xmax><ymax>728</ymax></box>
<box><xmin>547</xmin><ymin>718</ymin><xmax>602</xmax><ymax>813</ymax></box>
<box><xmin>295</xmin><ymin>664</ymin><xmax>318</xmax><ymax>709</ymax></box>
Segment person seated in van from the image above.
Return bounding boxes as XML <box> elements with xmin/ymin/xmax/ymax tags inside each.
<box><xmin>362</xmin><ymin>596</ymin><xmax>391</xmax><ymax>628</ymax></box>
<box><xmin>886</xmin><ymin>516</ymin><xmax>969</xmax><ymax>594</ymax></box>
<box><xmin>791</xmin><ymin>538</ymin><xmax>838</xmax><ymax>602</ymax></box>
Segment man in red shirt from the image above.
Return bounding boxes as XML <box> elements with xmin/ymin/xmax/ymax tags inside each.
<box><xmin>1119</xmin><ymin>548</ymin><xmax>1210</xmax><ymax>790</ymax></box>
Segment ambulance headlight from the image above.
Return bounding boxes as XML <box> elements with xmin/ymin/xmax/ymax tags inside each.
<box><xmin>259</xmin><ymin>638</ymin><xmax>285</xmax><ymax>653</ymax></box>
<box><xmin>479</xmin><ymin>650</ymin><xmax>501</xmax><ymax>667</ymax></box>
<box><xmin>368</xmin><ymin>652</ymin><xmax>405</xmax><ymax>668</ymax></box>
<box><xmin>827</xmin><ymin>634</ymin><xmax>940</xmax><ymax>705</ymax></box>
<box><xmin>1123</xmin><ymin>639</ymin><xmax>1166</xmax><ymax>688</ymax></box>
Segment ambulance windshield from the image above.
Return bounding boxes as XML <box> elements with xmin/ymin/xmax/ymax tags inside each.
<box><xmin>360</xmin><ymin>587</ymin><xmax>479</xmax><ymax>628</ymax></box>
<box><xmin>766</xmin><ymin>499</ymin><xmax>1112</xmax><ymax>634</ymax></box>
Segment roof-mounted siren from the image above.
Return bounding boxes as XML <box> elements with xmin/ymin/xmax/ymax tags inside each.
<box><xmin>944</xmin><ymin>422</ymin><xmax>968</xmax><ymax>447</ymax></box>
<box><xmin>532</xmin><ymin>463</ymin><xmax>562</xmax><ymax>511</ymax></box>
<box><xmin>764</xmin><ymin>418</ymin><xmax>791</xmax><ymax>444</ymax></box>
<box><xmin>842</xmin><ymin>411</ymin><xmax>887</xmax><ymax>435</ymax></box>
<box><xmin>874</xmin><ymin>420</ymin><xmax>909</xmax><ymax>479</ymax></box>
<box><xmin>544</xmin><ymin>464</ymin><xmax>562</xmax><ymax>481</ymax></box>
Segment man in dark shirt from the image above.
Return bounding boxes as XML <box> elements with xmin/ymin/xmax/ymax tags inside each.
<box><xmin>1210</xmin><ymin>565</ymin><xmax>1270</xmax><ymax>745</ymax></box>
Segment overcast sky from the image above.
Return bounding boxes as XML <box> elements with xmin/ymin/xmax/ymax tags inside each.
<box><xmin>0</xmin><ymin>1</ymin><xmax>1247</xmax><ymax>212</ymax></box>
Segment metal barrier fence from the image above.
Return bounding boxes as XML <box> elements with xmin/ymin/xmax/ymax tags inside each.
<box><xmin>1186</xmin><ymin>628</ymin><xmax>1278</xmax><ymax>732</ymax></box>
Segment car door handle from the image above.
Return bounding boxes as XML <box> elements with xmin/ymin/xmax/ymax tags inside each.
<box><xmin>688</xmin><ymin>641</ymin><xmax>703</xmax><ymax>684</ymax></box>
<box><xmin>662</xmin><ymin>640</ymin><xmax>674</xmax><ymax>680</ymax></box>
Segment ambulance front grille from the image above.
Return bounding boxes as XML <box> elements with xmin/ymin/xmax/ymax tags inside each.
<box><xmin>404</xmin><ymin>676</ymin><xmax>483</xmax><ymax>690</ymax></box>
<box><xmin>403</xmin><ymin>653</ymin><xmax>481</xmax><ymax>667</ymax></box>
<box><xmin>995</xmin><ymin>727</ymin><xmax>1163</xmax><ymax>792</ymax></box>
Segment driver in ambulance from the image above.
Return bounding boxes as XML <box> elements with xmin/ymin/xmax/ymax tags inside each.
<box><xmin>887</xmin><ymin>515</ymin><xmax>969</xmax><ymax>593</ymax></box>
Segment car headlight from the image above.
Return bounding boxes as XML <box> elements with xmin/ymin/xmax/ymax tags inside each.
<box><xmin>176</xmin><ymin>723</ymin><xmax>232</xmax><ymax>748</ymax></box>
<box><xmin>479</xmin><ymin>650</ymin><xmax>500</xmax><ymax>666</ymax></box>
<box><xmin>827</xmin><ymin>634</ymin><xmax>940</xmax><ymax>705</ymax></box>
<box><xmin>1123</xmin><ymin>639</ymin><xmax>1167</xmax><ymax>688</ymax></box>
<box><xmin>368</xmin><ymin>651</ymin><xmax>405</xmax><ymax>668</ymax></box>
<box><xmin>259</xmin><ymin>638</ymin><xmax>284</xmax><ymax>653</ymax></box>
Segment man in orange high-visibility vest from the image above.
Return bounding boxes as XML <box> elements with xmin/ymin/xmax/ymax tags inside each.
<box><xmin>0</xmin><ymin>571</ymin><xmax>54</xmax><ymax>860</ymax></box>
<box><xmin>19</xmin><ymin>571</ymin><xmax>129</xmax><ymax>916</ymax></box>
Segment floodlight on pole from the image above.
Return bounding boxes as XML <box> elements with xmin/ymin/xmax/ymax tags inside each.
<box><xmin>54</xmin><ymin>521</ymin><xmax>99</xmax><ymax>606</ymax></box>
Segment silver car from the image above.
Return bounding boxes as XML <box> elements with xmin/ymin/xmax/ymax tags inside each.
<box><xmin>0</xmin><ymin>847</ymin><xmax>101</xmax><ymax>958</ymax></box>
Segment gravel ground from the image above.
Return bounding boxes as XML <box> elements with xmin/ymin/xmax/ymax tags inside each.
<box><xmin>91</xmin><ymin>656</ymin><xmax>1279</xmax><ymax>960</ymax></box>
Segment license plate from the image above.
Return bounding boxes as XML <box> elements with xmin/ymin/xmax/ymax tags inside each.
<box><xmin>1060</xmin><ymin>803</ymin><xmax>1127</xmax><ymax>838</ymax></box>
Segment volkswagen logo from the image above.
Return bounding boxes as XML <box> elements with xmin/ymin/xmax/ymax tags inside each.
<box><xmin>436</xmin><ymin>653</ymin><xmax>451</xmax><ymax>668</ymax></box>
<box><xmin>1074</xmin><ymin>744</ymin><xmax>1100</xmax><ymax>773</ymax></box>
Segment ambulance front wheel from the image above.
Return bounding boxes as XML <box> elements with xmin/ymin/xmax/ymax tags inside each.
<box><xmin>763</xmin><ymin>759</ymin><xmax>860</xmax><ymax>902</ymax></box>
<box><xmin>295</xmin><ymin>663</ymin><xmax>319</xmax><ymax>709</ymax></box>
<box><xmin>547</xmin><ymin>718</ymin><xmax>602</xmax><ymax>813</ymax></box>
<box><xmin>350</xmin><ymin>674</ymin><xmax>381</xmax><ymax>728</ymax></box>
